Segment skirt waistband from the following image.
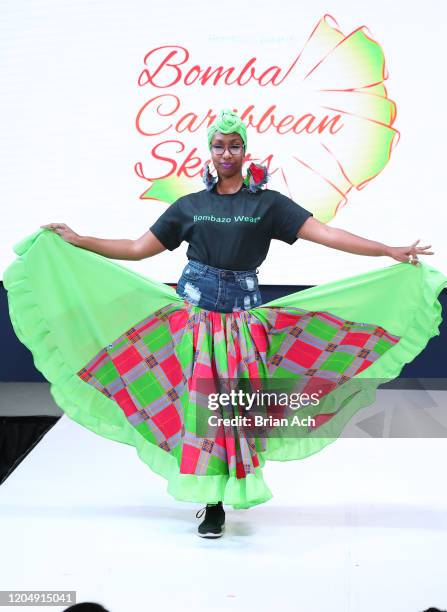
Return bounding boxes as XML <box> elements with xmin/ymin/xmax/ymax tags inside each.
<box><xmin>187</xmin><ymin>259</ymin><xmax>259</xmax><ymax>278</ymax></box>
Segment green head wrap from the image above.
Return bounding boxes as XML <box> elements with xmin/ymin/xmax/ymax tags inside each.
<box><xmin>207</xmin><ymin>108</ymin><xmax>247</xmax><ymax>151</ymax></box>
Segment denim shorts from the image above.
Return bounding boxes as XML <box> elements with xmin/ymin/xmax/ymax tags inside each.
<box><xmin>175</xmin><ymin>260</ymin><xmax>263</xmax><ymax>313</ymax></box>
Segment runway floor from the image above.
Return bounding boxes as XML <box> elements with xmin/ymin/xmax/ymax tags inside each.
<box><xmin>1</xmin><ymin>384</ymin><xmax>447</xmax><ymax>611</ymax></box>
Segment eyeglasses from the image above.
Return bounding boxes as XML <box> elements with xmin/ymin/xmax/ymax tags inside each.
<box><xmin>211</xmin><ymin>144</ymin><xmax>244</xmax><ymax>156</ymax></box>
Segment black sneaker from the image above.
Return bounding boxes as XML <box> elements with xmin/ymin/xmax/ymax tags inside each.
<box><xmin>196</xmin><ymin>502</ymin><xmax>225</xmax><ymax>538</ymax></box>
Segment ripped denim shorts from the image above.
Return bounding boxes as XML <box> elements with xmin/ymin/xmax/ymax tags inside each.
<box><xmin>175</xmin><ymin>260</ymin><xmax>263</xmax><ymax>313</ymax></box>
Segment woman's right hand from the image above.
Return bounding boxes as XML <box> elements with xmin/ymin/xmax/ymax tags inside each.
<box><xmin>40</xmin><ymin>223</ymin><xmax>82</xmax><ymax>246</ymax></box>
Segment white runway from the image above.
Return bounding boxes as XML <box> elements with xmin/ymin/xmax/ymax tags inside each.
<box><xmin>1</xmin><ymin>388</ymin><xmax>447</xmax><ymax>612</ymax></box>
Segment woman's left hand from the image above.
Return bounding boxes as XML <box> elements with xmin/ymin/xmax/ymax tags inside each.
<box><xmin>385</xmin><ymin>239</ymin><xmax>434</xmax><ymax>265</ymax></box>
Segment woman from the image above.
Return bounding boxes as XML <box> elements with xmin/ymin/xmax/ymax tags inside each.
<box><xmin>5</xmin><ymin>109</ymin><xmax>444</xmax><ymax>540</ymax></box>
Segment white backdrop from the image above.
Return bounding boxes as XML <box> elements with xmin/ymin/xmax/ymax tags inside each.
<box><xmin>1</xmin><ymin>0</ymin><xmax>445</xmax><ymax>284</ymax></box>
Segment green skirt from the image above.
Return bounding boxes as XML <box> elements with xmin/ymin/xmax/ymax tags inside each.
<box><xmin>3</xmin><ymin>229</ymin><xmax>446</xmax><ymax>509</ymax></box>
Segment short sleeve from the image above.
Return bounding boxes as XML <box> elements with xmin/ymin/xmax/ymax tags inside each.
<box><xmin>271</xmin><ymin>192</ymin><xmax>313</xmax><ymax>245</ymax></box>
<box><xmin>149</xmin><ymin>198</ymin><xmax>186</xmax><ymax>251</ymax></box>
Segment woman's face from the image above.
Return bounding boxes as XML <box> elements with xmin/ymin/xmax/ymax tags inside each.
<box><xmin>210</xmin><ymin>132</ymin><xmax>245</xmax><ymax>179</ymax></box>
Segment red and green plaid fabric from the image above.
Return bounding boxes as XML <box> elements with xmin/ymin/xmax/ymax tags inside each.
<box><xmin>76</xmin><ymin>300</ymin><xmax>401</xmax><ymax>481</ymax></box>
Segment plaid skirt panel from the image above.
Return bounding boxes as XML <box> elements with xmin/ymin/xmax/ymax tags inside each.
<box><xmin>76</xmin><ymin>300</ymin><xmax>400</xmax><ymax>481</ymax></box>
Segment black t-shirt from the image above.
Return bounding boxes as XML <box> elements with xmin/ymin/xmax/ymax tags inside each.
<box><xmin>149</xmin><ymin>182</ymin><xmax>313</xmax><ymax>270</ymax></box>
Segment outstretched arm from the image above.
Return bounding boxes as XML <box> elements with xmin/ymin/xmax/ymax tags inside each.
<box><xmin>133</xmin><ymin>229</ymin><xmax>167</xmax><ymax>260</ymax></box>
<box><xmin>297</xmin><ymin>217</ymin><xmax>434</xmax><ymax>266</ymax></box>
<box><xmin>40</xmin><ymin>224</ymin><xmax>167</xmax><ymax>261</ymax></box>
